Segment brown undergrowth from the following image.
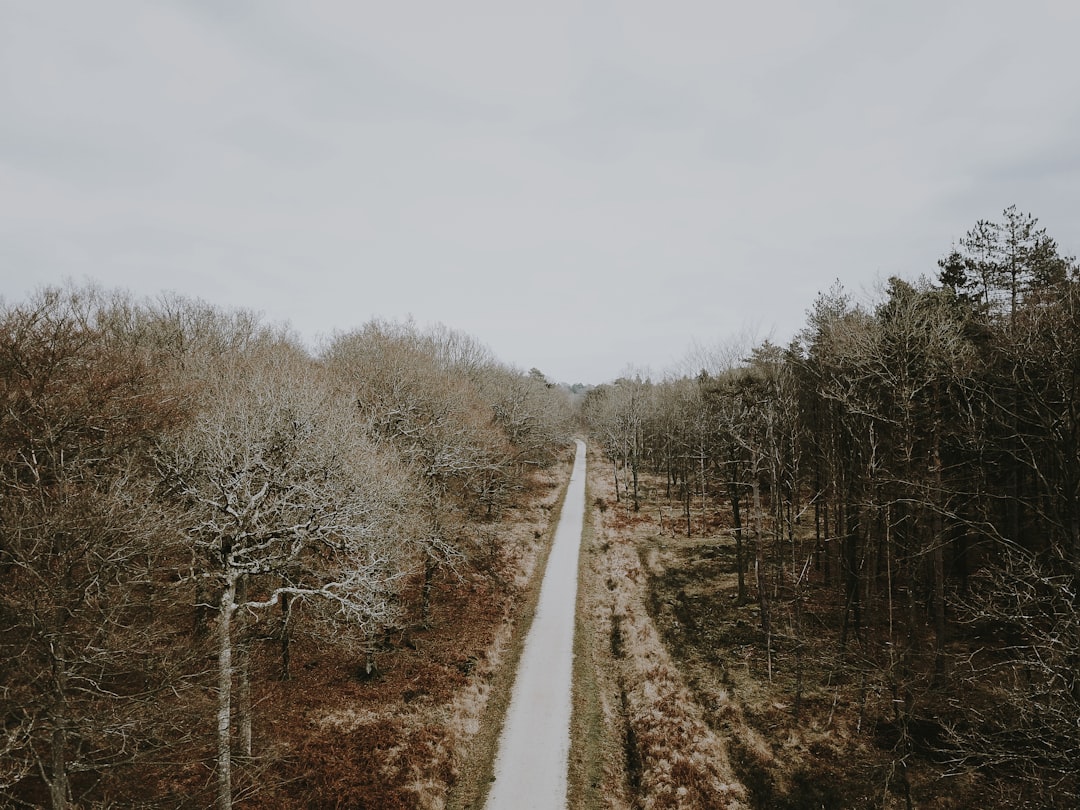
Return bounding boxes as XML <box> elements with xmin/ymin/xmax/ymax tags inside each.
<box><xmin>599</xmin><ymin>471</ymin><xmax>1006</xmax><ymax>810</ymax></box>
<box><xmin>574</xmin><ymin>451</ymin><xmax>748</xmax><ymax>810</ymax></box>
<box><xmin>231</xmin><ymin>456</ymin><xmax>574</xmax><ymax>809</ymax></box>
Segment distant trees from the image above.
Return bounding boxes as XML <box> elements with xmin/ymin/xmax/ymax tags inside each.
<box><xmin>323</xmin><ymin>321</ymin><xmax>573</xmax><ymax>621</ymax></box>
<box><xmin>939</xmin><ymin>204</ymin><xmax>1072</xmax><ymax>320</ymax></box>
<box><xmin>325</xmin><ymin>322</ymin><xmax>510</xmax><ymax>521</ymax></box>
<box><xmin>582</xmin><ymin>376</ymin><xmax>652</xmax><ymax>510</ymax></box>
<box><xmin>985</xmin><ymin>277</ymin><xmax>1080</xmax><ymax>572</ymax></box>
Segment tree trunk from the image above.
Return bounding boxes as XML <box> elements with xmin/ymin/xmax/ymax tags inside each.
<box><xmin>280</xmin><ymin>591</ymin><xmax>293</xmax><ymax>681</ymax></box>
<box><xmin>49</xmin><ymin>724</ymin><xmax>69</xmax><ymax>810</ymax></box>
<box><xmin>683</xmin><ymin>479</ymin><xmax>692</xmax><ymax>537</ymax></box>
<box><xmin>839</xmin><ymin>504</ymin><xmax>860</xmax><ymax>648</ymax></box>
<box><xmin>422</xmin><ymin>556</ymin><xmax>437</xmax><ymax>626</ymax></box>
<box><xmin>931</xmin><ymin>433</ymin><xmax>947</xmax><ymax>679</ymax></box>
<box><xmin>236</xmin><ymin>576</ymin><xmax>252</xmax><ymax>759</ymax></box>
<box><xmin>773</xmin><ymin>464</ymin><xmax>785</xmax><ymax>597</ymax></box>
<box><xmin>699</xmin><ymin>449</ymin><xmax>707</xmax><ymax>534</ymax></box>
<box><xmin>752</xmin><ymin>477</ymin><xmax>773</xmax><ymax>681</ymax></box>
<box><xmin>729</xmin><ymin>479</ymin><xmax>746</xmax><ymax>604</ymax></box>
<box><xmin>932</xmin><ymin>536</ymin><xmax>946</xmax><ymax>679</ymax></box>
<box><xmin>822</xmin><ymin>495</ymin><xmax>832</xmax><ymax>585</ymax></box>
<box><xmin>813</xmin><ymin>472</ymin><xmax>822</xmax><ymax>572</ymax></box>
<box><xmin>48</xmin><ymin>620</ymin><xmax>70</xmax><ymax>810</ymax></box>
<box><xmin>1071</xmin><ymin>506</ymin><xmax>1080</xmax><ymax>578</ymax></box>
<box><xmin>217</xmin><ymin>577</ymin><xmax>236</xmax><ymax>810</ymax></box>
<box><xmin>753</xmin><ymin>479</ymin><xmax>769</xmax><ymax>637</ymax></box>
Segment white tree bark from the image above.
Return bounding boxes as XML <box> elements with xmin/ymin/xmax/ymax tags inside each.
<box><xmin>157</xmin><ymin>348</ymin><xmax>421</xmax><ymax>810</ymax></box>
<box><xmin>217</xmin><ymin>577</ymin><xmax>236</xmax><ymax>810</ymax></box>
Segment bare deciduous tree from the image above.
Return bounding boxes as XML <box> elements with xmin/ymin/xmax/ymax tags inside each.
<box><xmin>0</xmin><ymin>288</ymin><xmax>188</xmax><ymax>810</ymax></box>
<box><xmin>946</xmin><ymin>548</ymin><xmax>1079</xmax><ymax>807</ymax></box>
<box><xmin>155</xmin><ymin>346</ymin><xmax>418</xmax><ymax>810</ymax></box>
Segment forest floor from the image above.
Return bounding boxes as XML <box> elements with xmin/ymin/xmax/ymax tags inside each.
<box><xmin>569</xmin><ymin>452</ymin><xmax>748</xmax><ymax>810</ymax></box>
<box><xmin>572</xmin><ymin>461</ymin><xmax>1006</xmax><ymax>810</ymax></box>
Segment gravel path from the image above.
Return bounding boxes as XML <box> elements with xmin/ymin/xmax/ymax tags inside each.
<box><xmin>486</xmin><ymin>439</ymin><xmax>587</xmax><ymax>810</ymax></box>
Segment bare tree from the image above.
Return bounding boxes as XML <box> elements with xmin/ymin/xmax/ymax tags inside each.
<box><xmin>155</xmin><ymin>346</ymin><xmax>417</xmax><ymax>810</ymax></box>
<box><xmin>0</xmin><ymin>288</ymin><xmax>189</xmax><ymax>810</ymax></box>
<box><xmin>946</xmin><ymin>548</ymin><xmax>1079</xmax><ymax>807</ymax></box>
<box><xmin>322</xmin><ymin>320</ymin><xmax>574</xmax><ymax>624</ymax></box>
<box><xmin>582</xmin><ymin>376</ymin><xmax>652</xmax><ymax>511</ymax></box>
<box><xmin>476</xmin><ymin>363</ymin><xmax>575</xmax><ymax>471</ymax></box>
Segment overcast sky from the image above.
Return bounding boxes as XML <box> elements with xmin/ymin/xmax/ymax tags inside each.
<box><xmin>2</xmin><ymin>1</ymin><xmax>1079</xmax><ymax>383</ymax></box>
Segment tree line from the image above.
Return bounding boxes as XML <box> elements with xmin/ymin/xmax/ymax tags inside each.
<box><xmin>584</xmin><ymin>207</ymin><xmax>1080</xmax><ymax>807</ymax></box>
<box><xmin>0</xmin><ymin>286</ymin><xmax>574</xmax><ymax>809</ymax></box>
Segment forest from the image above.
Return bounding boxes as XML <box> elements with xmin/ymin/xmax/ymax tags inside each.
<box><xmin>3</xmin><ymin>206</ymin><xmax>1078</xmax><ymax>809</ymax></box>
<box><xmin>581</xmin><ymin>206</ymin><xmax>1080</xmax><ymax>808</ymax></box>
<box><xmin>0</xmin><ymin>289</ymin><xmax>575</xmax><ymax>809</ymax></box>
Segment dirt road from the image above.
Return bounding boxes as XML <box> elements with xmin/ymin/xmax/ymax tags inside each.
<box><xmin>485</xmin><ymin>439</ymin><xmax>586</xmax><ymax>810</ymax></box>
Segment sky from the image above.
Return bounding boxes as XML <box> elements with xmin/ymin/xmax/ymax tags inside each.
<box><xmin>2</xmin><ymin>1</ymin><xmax>1079</xmax><ymax>384</ymax></box>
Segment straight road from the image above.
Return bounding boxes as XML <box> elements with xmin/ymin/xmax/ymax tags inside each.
<box><xmin>486</xmin><ymin>439</ymin><xmax>586</xmax><ymax>810</ymax></box>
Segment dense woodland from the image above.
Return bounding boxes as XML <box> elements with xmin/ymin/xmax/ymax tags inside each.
<box><xmin>4</xmin><ymin>206</ymin><xmax>1079</xmax><ymax>809</ymax></box>
<box><xmin>583</xmin><ymin>207</ymin><xmax>1080</xmax><ymax>808</ymax></box>
<box><xmin>0</xmin><ymin>289</ymin><xmax>574</xmax><ymax>809</ymax></box>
